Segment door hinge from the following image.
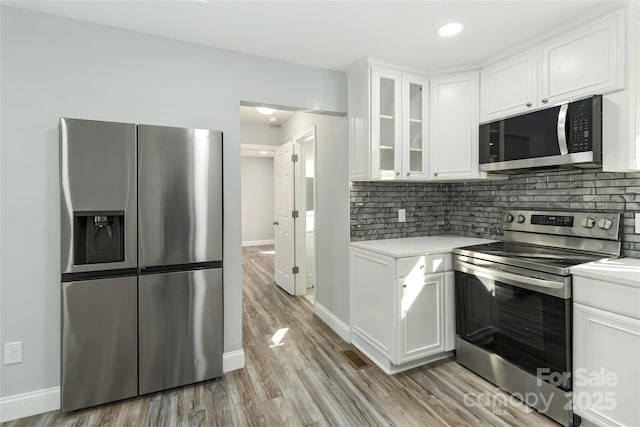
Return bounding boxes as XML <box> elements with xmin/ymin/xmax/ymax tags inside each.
<box><xmin>292</xmin><ymin>266</ymin><xmax>299</xmax><ymax>274</ymax></box>
<box><xmin>291</xmin><ymin>154</ymin><xmax>298</xmax><ymax>162</ymax></box>
<box><xmin>292</xmin><ymin>210</ymin><xmax>299</xmax><ymax>218</ymax></box>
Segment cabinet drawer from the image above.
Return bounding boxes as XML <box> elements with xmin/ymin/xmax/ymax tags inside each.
<box><xmin>574</xmin><ymin>275</ymin><xmax>640</xmax><ymax>320</ymax></box>
<box><xmin>396</xmin><ymin>254</ymin><xmax>449</xmax><ymax>277</ymax></box>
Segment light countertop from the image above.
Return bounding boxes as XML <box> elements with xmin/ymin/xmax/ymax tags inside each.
<box><xmin>350</xmin><ymin>235</ymin><xmax>496</xmax><ymax>258</ymax></box>
<box><xmin>571</xmin><ymin>258</ymin><xmax>640</xmax><ymax>288</ymax></box>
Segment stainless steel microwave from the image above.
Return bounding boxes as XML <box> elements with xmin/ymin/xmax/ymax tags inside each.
<box><xmin>479</xmin><ymin>95</ymin><xmax>602</xmax><ymax>173</ymax></box>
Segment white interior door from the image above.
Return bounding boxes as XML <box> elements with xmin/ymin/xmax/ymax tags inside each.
<box><xmin>274</xmin><ymin>142</ymin><xmax>295</xmax><ymax>295</ymax></box>
<box><xmin>293</xmin><ymin>128</ymin><xmax>316</xmax><ymax>298</ymax></box>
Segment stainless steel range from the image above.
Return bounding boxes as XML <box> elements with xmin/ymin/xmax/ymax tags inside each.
<box><xmin>453</xmin><ymin>210</ymin><xmax>622</xmax><ymax>427</ymax></box>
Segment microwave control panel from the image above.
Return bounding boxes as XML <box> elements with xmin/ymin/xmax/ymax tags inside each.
<box><xmin>569</xmin><ymin>99</ymin><xmax>594</xmax><ymax>152</ymax></box>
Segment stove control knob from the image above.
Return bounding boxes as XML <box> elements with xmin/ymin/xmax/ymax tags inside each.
<box><xmin>581</xmin><ymin>217</ymin><xmax>596</xmax><ymax>228</ymax></box>
<box><xmin>517</xmin><ymin>215</ymin><xmax>526</xmax><ymax>223</ymax></box>
<box><xmin>505</xmin><ymin>214</ymin><xmax>514</xmax><ymax>223</ymax></box>
<box><xmin>597</xmin><ymin>218</ymin><xmax>613</xmax><ymax>230</ymax></box>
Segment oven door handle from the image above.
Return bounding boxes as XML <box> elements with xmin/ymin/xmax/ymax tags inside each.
<box><xmin>455</xmin><ymin>260</ymin><xmax>569</xmax><ymax>298</ymax></box>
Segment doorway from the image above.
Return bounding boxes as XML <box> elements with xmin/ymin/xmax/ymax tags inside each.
<box><xmin>239</xmin><ymin>105</ymin><xmax>317</xmax><ymax>303</ymax></box>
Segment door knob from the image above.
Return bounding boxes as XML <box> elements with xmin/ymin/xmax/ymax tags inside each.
<box><xmin>541</xmin><ymin>98</ymin><xmax>549</xmax><ymax>103</ymax></box>
<box><xmin>273</xmin><ymin>221</ymin><xmax>279</xmax><ymax>226</ymax></box>
<box><xmin>526</xmin><ymin>102</ymin><xmax>532</xmax><ymax>107</ymax></box>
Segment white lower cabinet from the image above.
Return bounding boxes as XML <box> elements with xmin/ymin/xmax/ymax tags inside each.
<box><xmin>572</xmin><ymin>266</ymin><xmax>640</xmax><ymax>427</ymax></box>
<box><xmin>397</xmin><ymin>273</ymin><xmax>444</xmax><ymax>363</ymax></box>
<box><xmin>350</xmin><ymin>249</ymin><xmax>395</xmax><ymax>360</ymax></box>
<box><xmin>573</xmin><ymin>303</ymin><xmax>640</xmax><ymax>427</ymax></box>
<box><xmin>350</xmin><ymin>248</ymin><xmax>454</xmax><ymax>374</ymax></box>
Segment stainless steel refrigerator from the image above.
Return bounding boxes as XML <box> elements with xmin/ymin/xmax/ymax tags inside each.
<box><xmin>60</xmin><ymin>118</ymin><xmax>223</xmax><ymax>412</ymax></box>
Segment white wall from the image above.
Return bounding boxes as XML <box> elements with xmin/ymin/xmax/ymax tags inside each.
<box><xmin>240</xmin><ymin>156</ymin><xmax>275</xmax><ymax>243</ymax></box>
<box><xmin>240</xmin><ymin>121</ymin><xmax>282</xmax><ymax>146</ymax></box>
<box><xmin>0</xmin><ymin>5</ymin><xmax>346</xmax><ymax>401</ymax></box>
<box><xmin>281</xmin><ymin>113</ymin><xmax>349</xmax><ymax>325</ymax></box>
<box><xmin>240</xmin><ymin>121</ymin><xmax>279</xmax><ymax>244</ymax></box>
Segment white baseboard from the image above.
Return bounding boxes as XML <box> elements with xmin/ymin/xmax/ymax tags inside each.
<box><xmin>242</xmin><ymin>239</ymin><xmax>274</xmax><ymax>247</ymax></box>
<box><xmin>0</xmin><ymin>349</ymin><xmax>245</xmax><ymax>423</ymax></box>
<box><xmin>313</xmin><ymin>302</ymin><xmax>352</xmax><ymax>343</ymax></box>
<box><xmin>0</xmin><ymin>386</ymin><xmax>60</xmax><ymax>423</ymax></box>
<box><xmin>222</xmin><ymin>349</ymin><xmax>245</xmax><ymax>372</ymax></box>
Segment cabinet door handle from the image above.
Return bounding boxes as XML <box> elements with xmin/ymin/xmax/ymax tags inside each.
<box><xmin>273</xmin><ymin>221</ymin><xmax>279</xmax><ymax>226</ymax></box>
<box><xmin>406</xmin><ymin>172</ymin><xmax>411</xmax><ymax>176</ymax></box>
<box><xmin>395</xmin><ymin>171</ymin><xmax>400</xmax><ymax>176</ymax></box>
<box><xmin>526</xmin><ymin>102</ymin><xmax>532</xmax><ymax>107</ymax></box>
<box><xmin>542</xmin><ymin>98</ymin><xmax>549</xmax><ymax>103</ymax></box>
<box><xmin>434</xmin><ymin>172</ymin><xmax>438</xmax><ymax>177</ymax></box>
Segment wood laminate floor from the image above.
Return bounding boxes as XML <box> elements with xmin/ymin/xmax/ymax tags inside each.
<box><xmin>3</xmin><ymin>245</ymin><xmax>557</xmax><ymax>426</ymax></box>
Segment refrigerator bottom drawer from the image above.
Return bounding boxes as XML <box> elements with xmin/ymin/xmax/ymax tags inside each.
<box><xmin>61</xmin><ymin>276</ymin><xmax>138</xmax><ymax>412</ymax></box>
<box><xmin>139</xmin><ymin>268</ymin><xmax>223</xmax><ymax>395</ymax></box>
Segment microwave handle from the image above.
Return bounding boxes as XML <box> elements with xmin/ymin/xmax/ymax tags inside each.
<box><xmin>557</xmin><ymin>103</ymin><xmax>569</xmax><ymax>155</ymax></box>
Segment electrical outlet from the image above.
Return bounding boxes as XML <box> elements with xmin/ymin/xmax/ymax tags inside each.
<box><xmin>636</xmin><ymin>213</ymin><xmax>640</xmax><ymax>234</ymax></box>
<box><xmin>398</xmin><ymin>209</ymin><xmax>406</xmax><ymax>223</ymax></box>
<box><xmin>4</xmin><ymin>342</ymin><xmax>23</xmax><ymax>365</ymax></box>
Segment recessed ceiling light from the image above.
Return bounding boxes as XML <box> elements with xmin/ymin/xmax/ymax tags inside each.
<box><xmin>438</xmin><ymin>22</ymin><xmax>463</xmax><ymax>37</ymax></box>
<box><xmin>256</xmin><ymin>107</ymin><xmax>275</xmax><ymax>115</ymax></box>
<box><xmin>260</xmin><ymin>151</ymin><xmax>268</xmax><ymax>155</ymax></box>
<box><xmin>269</xmin><ymin>117</ymin><xmax>278</xmax><ymax>122</ymax></box>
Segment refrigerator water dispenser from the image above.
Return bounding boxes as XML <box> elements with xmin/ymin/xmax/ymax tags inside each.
<box><xmin>74</xmin><ymin>211</ymin><xmax>124</xmax><ymax>264</ymax></box>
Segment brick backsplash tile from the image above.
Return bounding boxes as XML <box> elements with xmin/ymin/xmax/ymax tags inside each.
<box><xmin>350</xmin><ymin>168</ymin><xmax>640</xmax><ymax>258</ymax></box>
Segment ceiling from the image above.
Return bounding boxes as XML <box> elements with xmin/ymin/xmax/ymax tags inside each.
<box><xmin>239</xmin><ymin>105</ymin><xmax>295</xmax><ymax>126</ymax></box>
<box><xmin>3</xmin><ymin>0</ymin><xmax>627</xmax><ymax>72</ymax></box>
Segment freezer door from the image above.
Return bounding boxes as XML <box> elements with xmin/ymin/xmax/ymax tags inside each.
<box><xmin>138</xmin><ymin>268</ymin><xmax>223</xmax><ymax>395</ymax></box>
<box><xmin>60</xmin><ymin>118</ymin><xmax>137</xmax><ymax>273</ymax></box>
<box><xmin>61</xmin><ymin>276</ymin><xmax>138</xmax><ymax>411</ymax></box>
<box><xmin>138</xmin><ymin>125</ymin><xmax>223</xmax><ymax>267</ymax></box>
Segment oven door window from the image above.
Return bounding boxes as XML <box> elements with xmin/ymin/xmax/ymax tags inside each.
<box><xmin>455</xmin><ymin>270</ymin><xmax>570</xmax><ymax>389</ymax></box>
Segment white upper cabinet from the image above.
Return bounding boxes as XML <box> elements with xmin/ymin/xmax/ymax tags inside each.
<box><xmin>348</xmin><ymin>59</ymin><xmax>429</xmax><ymax>181</ymax></box>
<box><xmin>480</xmin><ymin>8</ymin><xmax>626</xmax><ymax>123</ymax></box>
<box><xmin>371</xmin><ymin>67</ymin><xmax>403</xmax><ymax>179</ymax></box>
<box><xmin>350</xmin><ymin>7</ymin><xmax>634</xmax><ymax>179</ymax></box>
<box><xmin>480</xmin><ymin>51</ymin><xmax>537</xmax><ymax>122</ymax></box>
<box><xmin>402</xmin><ymin>74</ymin><xmax>430</xmax><ymax>180</ymax></box>
<box><xmin>348</xmin><ymin>61</ymin><xmax>371</xmax><ymax>180</ymax></box>
<box><xmin>540</xmin><ymin>11</ymin><xmax>625</xmax><ymax>105</ymax></box>
<box><xmin>430</xmin><ymin>71</ymin><xmax>484</xmax><ymax>180</ymax></box>
<box><xmin>603</xmin><ymin>4</ymin><xmax>640</xmax><ymax>172</ymax></box>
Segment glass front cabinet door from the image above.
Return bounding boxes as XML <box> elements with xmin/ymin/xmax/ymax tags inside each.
<box><xmin>402</xmin><ymin>74</ymin><xmax>429</xmax><ymax>180</ymax></box>
<box><xmin>371</xmin><ymin>67</ymin><xmax>428</xmax><ymax>180</ymax></box>
<box><xmin>348</xmin><ymin>60</ymin><xmax>430</xmax><ymax>181</ymax></box>
<box><xmin>372</xmin><ymin>68</ymin><xmax>402</xmax><ymax>179</ymax></box>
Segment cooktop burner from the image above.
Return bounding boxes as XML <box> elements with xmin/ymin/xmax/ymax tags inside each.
<box><xmin>455</xmin><ymin>241</ymin><xmax>607</xmax><ymax>273</ymax></box>
<box><xmin>453</xmin><ymin>210</ymin><xmax>623</xmax><ymax>276</ymax></box>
